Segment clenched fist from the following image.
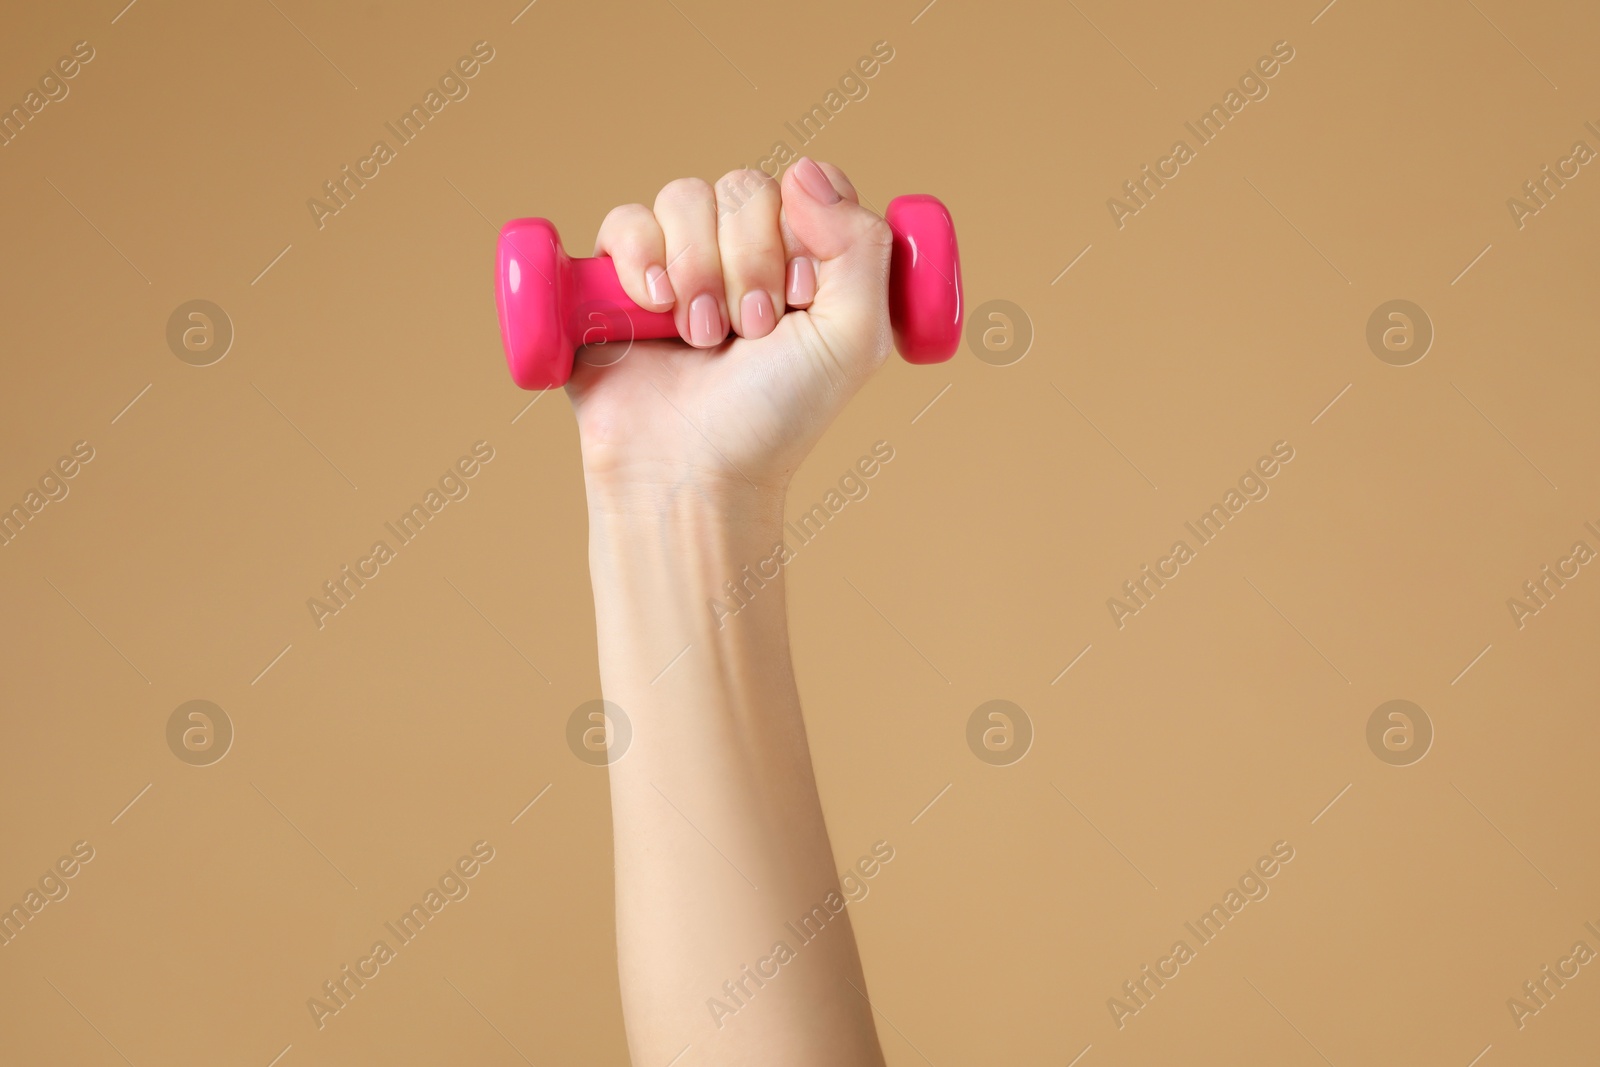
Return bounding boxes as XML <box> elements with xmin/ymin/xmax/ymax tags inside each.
<box><xmin>566</xmin><ymin>157</ymin><xmax>895</xmax><ymax>499</ymax></box>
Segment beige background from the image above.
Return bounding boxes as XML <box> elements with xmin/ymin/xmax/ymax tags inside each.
<box><xmin>2</xmin><ymin>0</ymin><xmax>1598</xmax><ymax>1063</ymax></box>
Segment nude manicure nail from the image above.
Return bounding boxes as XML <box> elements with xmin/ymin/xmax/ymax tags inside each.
<box><xmin>645</xmin><ymin>265</ymin><xmax>673</xmax><ymax>308</ymax></box>
<box><xmin>793</xmin><ymin>157</ymin><xmax>841</xmax><ymax>205</ymax></box>
<box><xmin>689</xmin><ymin>293</ymin><xmax>722</xmax><ymax>347</ymax></box>
<box><xmin>741</xmin><ymin>290</ymin><xmax>775</xmax><ymax>339</ymax></box>
<box><xmin>786</xmin><ymin>257</ymin><xmax>817</xmax><ymax>306</ymax></box>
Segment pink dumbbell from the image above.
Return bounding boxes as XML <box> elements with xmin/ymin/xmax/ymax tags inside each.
<box><xmin>495</xmin><ymin>194</ymin><xmax>963</xmax><ymax>390</ymax></box>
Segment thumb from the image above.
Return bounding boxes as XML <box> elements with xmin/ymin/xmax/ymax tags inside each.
<box><xmin>780</xmin><ymin>157</ymin><xmax>895</xmax><ymax>377</ymax></box>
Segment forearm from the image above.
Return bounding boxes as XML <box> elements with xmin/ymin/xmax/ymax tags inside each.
<box><xmin>586</xmin><ymin>478</ymin><xmax>883</xmax><ymax>1066</ymax></box>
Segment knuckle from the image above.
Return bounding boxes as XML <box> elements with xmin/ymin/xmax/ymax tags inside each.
<box><xmin>719</xmin><ymin>230</ymin><xmax>784</xmax><ymax>257</ymax></box>
<box><xmin>721</xmin><ymin>246</ymin><xmax>785</xmax><ymax>283</ymax></box>
<box><xmin>597</xmin><ymin>205</ymin><xmax>657</xmax><ymax>255</ymax></box>
<box><xmin>665</xmin><ymin>244</ymin><xmax>720</xmax><ymax>281</ymax></box>
<box><xmin>604</xmin><ymin>202</ymin><xmax>652</xmax><ymax>226</ymax></box>
<box><xmin>715</xmin><ymin>168</ymin><xmax>776</xmax><ymax>205</ymax></box>
<box><xmin>611</xmin><ymin>235</ymin><xmax>654</xmax><ymax>264</ymax></box>
<box><xmin>599</xmin><ymin>203</ymin><xmax>652</xmax><ymax>241</ymax></box>
<box><xmin>656</xmin><ymin>176</ymin><xmax>715</xmax><ymax>211</ymax></box>
<box><xmin>861</xmin><ymin>213</ymin><xmax>895</xmax><ymax>251</ymax></box>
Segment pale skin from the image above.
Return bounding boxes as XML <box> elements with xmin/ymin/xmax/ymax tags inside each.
<box><xmin>567</xmin><ymin>157</ymin><xmax>893</xmax><ymax>1065</ymax></box>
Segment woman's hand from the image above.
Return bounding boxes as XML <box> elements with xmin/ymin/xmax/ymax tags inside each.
<box><xmin>565</xmin><ymin>158</ymin><xmax>894</xmax><ymax>500</ymax></box>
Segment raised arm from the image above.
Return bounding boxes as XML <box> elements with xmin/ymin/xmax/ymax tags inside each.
<box><xmin>567</xmin><ymin>159</ymin><xmax>894</xmax><ymax>1066</ymax></box>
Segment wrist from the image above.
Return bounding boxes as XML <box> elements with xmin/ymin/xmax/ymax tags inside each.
<box><xmin>583</xmin><ymin>472</ymin><xmax>795</xmax><ymax>691</ymax></box>
<box><xmin>583</xmin><ymin>470</ymin><xmax>787</xmax><ymax>532</ymax></box>
<box><xmin>584</xmin><ymin>473</ymin><xmax>789</xmax><ymax>619</ymax></box>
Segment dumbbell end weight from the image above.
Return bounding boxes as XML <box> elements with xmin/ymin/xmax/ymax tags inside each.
<box><xmin>884</xmin><ymin>194</ymin><xmax>964</xmax><ymax>366</ymax></box>
<box><xmin>496</xmin><ymin>194</ymin><xmax>962</xmax><ymax>390</ymax></box>
<box><xmin>495</xmin><ymin>218</ymin><xmax>675</xmax><ymax>391</ymax></box>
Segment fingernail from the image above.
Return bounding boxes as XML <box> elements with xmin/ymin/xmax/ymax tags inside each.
<box><xmin>793</xmin><ymin>157</ymin><xmax>840</xmax><ymax>205</ymax></box>
<box><xmin>786</xmin><ymin>257</ymin><xmax>817</xmax><ymax>306</ymax></box>
<box><xmin>689</xmin><ymin>293</ymin><xmax>723</xmax><ymax>347</ymax></box>
<box><xmin>645</xmin><ymin>265</ymin><xmax>673</xmax><ymax>308</ymax></box>
<box><xmin>741</xmin><ymin>290</ymin><xmax>775</xmax><ymax>339</ymax></box>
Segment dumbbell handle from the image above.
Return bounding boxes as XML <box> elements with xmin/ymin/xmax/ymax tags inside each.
<box><xmin>497</xmin><ymin>194</ymin><xmax>962</xmax><ymax>390</ymax></box>
<box><xmin>565</xmin><ymin>256</ymin><xmax>678</xmax><ymax>345</ymax></box>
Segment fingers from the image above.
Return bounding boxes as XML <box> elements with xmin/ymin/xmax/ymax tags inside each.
<box><xmin>654</xmin><ymin>177</ymin><xmax>727</xmax><ymax>348</ymax></box>
<box><xmin>780</xmin><ymin>160</ymin><xmax>856</xmax><ymax>309</ymax></box>
<box><xmin>781</xmin><ymin>157</ymin><xmax>889</xmax><ymax>263</ymax></box>
<box><xmin>593</xmin><ymin>204</ymin><xmax>672</xmax><ymax>312</ymax></box>
<box><xmin>785</xmin><ymin>255</ymin><xmax>818</xmax><ymax>309</ymax></box>
<box><xmin>779</xmin><ymin>157</ymin><xmax>895</xmax><ymax>376</ymax></box>
<box><xmin>713</xmin><ymin>169</ymin><xmax>785</xmax><ymax>340</ymax></box>
<box><xmin>597</xmin><ymin>162</ymin><xmax>880</xmax><ymax>354</ymax></box>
